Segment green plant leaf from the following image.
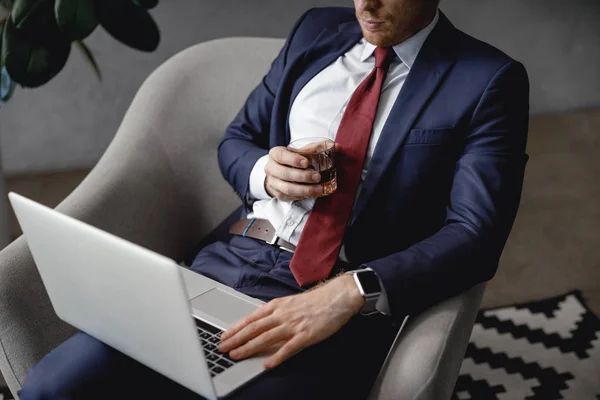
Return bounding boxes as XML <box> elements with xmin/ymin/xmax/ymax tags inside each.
<box><xmin>133</xmin><ymin>0</ymin><xmax>158</xmax><ymax>10</ymax></box>
<box><xmin>0</xmin><ymin>4</ymin><xmax>11</xmax><ymax>22</ymax></box>
<box><xmin>0</xmin><ymin>18</ymin><xmax>5</xmax><ymax>66</ymax></box>
<box><xmin>55</xmin><ymin>0</ymin><xmax>97</xmax><ymax>41</ymax></box>
<box><xmin>75</xmin><ymin>40</ymin><xmax>101</xmax><ymax>80</ymax></box>
<box><xmin>1</xmin><ymin>65</ymin><xmax>16</xmax><ymax>102</ymax></box>
<box><xmin>95</xmin><ymin>0</ymin><xmax>159</xmax><ymax>52</ymax></box>
<box><xmin>2</xmin><ymin>15</ymin><xmax>71</xmax><ymax>87</ymax></box>
<box><xmin>11</xmin><ymin>0</ymin><xmax>49</xmax><ymax>29</ymax></box>
<box><xmin>0</xmin><ymin>0</ymin><xmax>14</xmax><ymax>12</ymax></box>
<box><xmin>0</xmin><ymin>19</ymin><xmax>14</xmax><ymax>103</ymax></box>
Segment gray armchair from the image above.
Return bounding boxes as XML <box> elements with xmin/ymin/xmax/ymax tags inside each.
<box><xmin>0</xmin><ymin>37</ymin><xmax>485</xmax><ymax>400</ymax></box>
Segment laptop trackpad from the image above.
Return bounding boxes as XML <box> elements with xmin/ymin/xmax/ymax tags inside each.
<box><xmin>190</xmin><ymin>288</ymin><xmax>259</xmax><ymax>325</ymax></box>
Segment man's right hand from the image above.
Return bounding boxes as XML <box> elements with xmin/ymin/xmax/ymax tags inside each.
<box><xmin>264</xmin><ymin>146</ymin><xmax>323</xmax><ymax>202</ymax></box>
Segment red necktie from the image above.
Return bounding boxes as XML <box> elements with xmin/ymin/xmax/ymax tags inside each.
<box><xmin>289</xmin><ymin>47</ymin><xmax>393</xmax><ymax>287</ymax></box>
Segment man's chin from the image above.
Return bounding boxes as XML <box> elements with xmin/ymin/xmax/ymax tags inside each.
<box><xmin>361</xmin><ymin>31</ymin><xmax>395</xmax><ymax>47</ymax></box>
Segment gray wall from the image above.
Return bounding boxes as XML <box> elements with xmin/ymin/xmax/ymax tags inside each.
<box><xmin>1</xmin><ymin>0</ymin><xmax>599</xmax><ymax>176</ymax></box>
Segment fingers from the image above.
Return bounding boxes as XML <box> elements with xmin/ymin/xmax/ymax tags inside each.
<box><xmin>265</xmin><ymin>146</ymin><xmax>325</xmax><ymax>201</ymax></box>
<box><xmin>265</xmin><ymin>146</ymin><xmax>333</xmax><ymax>201</ymax></box>
<box><xmin>265</xmin><ymin>160</ymin><xmax>321</xmax><ymax>185</ymax></box>
<box><xmin>264</xmin><ymin>334</ymin><xmax>308</xmax><ymax>369</ymax></box>
<box><xmin>219</xmin><ymin>315</ymin><xmax>279</xmax><ymax>353</ymax></box>
<box><xmin>229</xmin><ymin>325</ymin><xmax>294</xmax><ymax>360</ymax></box>
<box><xmin>265</xmin><ymin>177</ymin><xmax>324</xmax><ymax>202</ymax></box>
<box><xmin>221</xmin><ymin>303</ymin><xmax>274</xmax><ymax>341</ymax></box>
<box><xmin>269</xmin><ymin>147</ymin><xmax>308</xmax><ymax>169</ymax></box>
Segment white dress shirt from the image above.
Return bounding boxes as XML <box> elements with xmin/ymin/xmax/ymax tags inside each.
<box><xmin>246</xmin><ymin>11</ymin><xmax>439</xmax><ymax>314</ymax></box>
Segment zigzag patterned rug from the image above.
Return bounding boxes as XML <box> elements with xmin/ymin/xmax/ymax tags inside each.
<box><xmin>452</xmin><ymin>291</ymin><xmax>600</xmax><ymax>400</ymax></box>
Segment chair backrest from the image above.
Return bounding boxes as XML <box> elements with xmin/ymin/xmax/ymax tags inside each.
<box><xmin>131</xmin><ymin>37</ymin><xmax>286</xmax><ymax>244</ymax></box>
<box><xmin>148</xmin><ymin>38</ymin><xmax>284</xmax><ymax>231</ymax></box>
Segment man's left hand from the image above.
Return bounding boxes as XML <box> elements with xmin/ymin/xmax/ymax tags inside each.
<box><xmin>218</xmin><ymin>274</ymin><xmax>365</xmax><ymax>369</ymax></box>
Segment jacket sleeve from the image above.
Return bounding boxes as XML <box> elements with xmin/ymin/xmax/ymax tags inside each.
<box><xmin>366</xmin><ymin>61</ymin><xmax>530</xmax><ymax>318</ymax></box>
<box><xmin>217</xmin><ymin>9</ymin><xmax>314</xmax><ymax>208</ymax></box>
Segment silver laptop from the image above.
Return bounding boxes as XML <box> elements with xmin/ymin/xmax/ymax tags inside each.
<box><xmin>8</xmin><ymin>192</ymin><xmax>277</xmax><ymax>399</ymax></box>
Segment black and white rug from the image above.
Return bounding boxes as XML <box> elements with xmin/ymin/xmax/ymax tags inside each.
<box><xmin>452</xmin><ymin>290</ymin><xmax>600</xmax><ymax>400</ymax></box>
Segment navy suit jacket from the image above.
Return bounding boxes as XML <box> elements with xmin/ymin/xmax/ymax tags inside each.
<box><xmin>218</xmin><ymin>7</ymin><xmax>530</xmax><ymax>318</ymax></box>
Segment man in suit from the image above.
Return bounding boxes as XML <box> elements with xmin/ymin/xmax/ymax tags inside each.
<box><xmin>18</xmin><ymin>0</ymin><xmax>529</xmax><ymax>399</ymax></box>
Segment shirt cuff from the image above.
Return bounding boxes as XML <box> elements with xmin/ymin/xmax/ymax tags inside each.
<box><xmin>248</xmin><ymin>154</ymin><xmax>271</xmax><ymax>201</ymax></box>
<box><xmin>364</xmin><ymin>267</ymin><xmax>391</xmax><ymax>316</ymax></box>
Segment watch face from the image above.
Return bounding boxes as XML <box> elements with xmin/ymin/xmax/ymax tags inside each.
<box><xmin>357</xmin><ymin>271</ymin><xmax>381</xmax><ymax>294</ymax></box>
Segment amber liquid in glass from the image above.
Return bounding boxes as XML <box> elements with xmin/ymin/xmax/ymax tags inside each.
<box><xmin>305</xmin><ymin>152</ymin><xmax>337</xmax><ymax>196</ymax></box>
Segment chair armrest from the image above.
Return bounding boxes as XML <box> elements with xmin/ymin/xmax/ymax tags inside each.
<box><xmin>369</xmin><ymin>283</ymin><xmax>485</xmax><ymax>400</ymax></box>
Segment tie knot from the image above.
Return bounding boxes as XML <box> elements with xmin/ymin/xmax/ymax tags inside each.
<box><xmin>374</xmin><ymin>47</ymin><xmax>392</xmax><ymax>69</ymax></box>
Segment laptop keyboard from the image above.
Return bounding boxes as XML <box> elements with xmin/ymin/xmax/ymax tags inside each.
<box><xmin>195</xmin><ymin>318</ymin><xmax>238</xmax><ymax>377</ymax></box>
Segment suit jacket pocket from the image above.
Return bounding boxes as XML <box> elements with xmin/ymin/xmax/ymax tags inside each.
<box><xmin>404</xmin><ymin>128</ymin><xmax>455</xmax><ymax>146</ymax></box>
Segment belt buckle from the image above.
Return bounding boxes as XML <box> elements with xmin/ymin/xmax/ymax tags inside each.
<box><xmin>265</xmin><ymin>233</ymin><xmax>278</xmax><ymax>246</ymax></box>
<box><xmin>266</xmin><ymin>234</ymin><xmax>294</xmax><ymax>253</ymax></box>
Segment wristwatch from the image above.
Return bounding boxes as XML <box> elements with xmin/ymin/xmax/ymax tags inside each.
<box><xmin>346</xmin><ymin>268</ymin><xmax>382</xmax><ymax>315</ymax></box>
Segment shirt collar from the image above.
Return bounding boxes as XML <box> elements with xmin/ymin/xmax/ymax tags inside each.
<box><xmin>360</xmin><ymin>9</ymin><xmax>439</xmax><ymax>68</ymax></box>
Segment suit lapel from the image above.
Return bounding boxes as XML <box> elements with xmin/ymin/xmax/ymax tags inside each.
<box><xmin>283</xmin><ymin>22</ymin><xmax>363</xmax><ymax>143</ymax></box>
<box><xmin>351</xmin><ymin>14</ymin><xmax>457</xmax><ymax>224</ymax></box>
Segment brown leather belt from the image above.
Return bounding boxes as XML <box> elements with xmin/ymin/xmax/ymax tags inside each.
<box><xmin>229</xmin><ymin>219</ymin><xmax>297</xmax><ymax>253</ymax></box>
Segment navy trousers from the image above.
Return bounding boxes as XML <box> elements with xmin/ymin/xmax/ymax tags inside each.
<box><xmin>18</xmin><ymin>236</ymin><xmax>399</xmax><ymax>400</ymax></box>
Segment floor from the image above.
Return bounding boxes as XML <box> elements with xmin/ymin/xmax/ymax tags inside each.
<box><xmin>480</xmin><ymin>109</ymin><xmax>600</xmax><ymax>316</ymax></box>
<box><xmin>4</xmin><ymin>170</ymin><xmax>90</xmax><ymax>241</ymax></box>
